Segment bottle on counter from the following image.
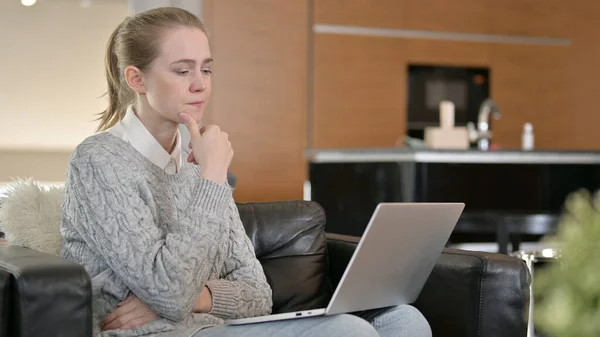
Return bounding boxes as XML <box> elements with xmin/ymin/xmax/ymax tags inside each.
<box><xmin>522</xmin><ymin>123</ymin><xmax>534</xmax><ymax>151</ymax></box>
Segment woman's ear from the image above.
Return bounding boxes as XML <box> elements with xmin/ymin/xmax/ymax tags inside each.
<box><xmin>124</xmin><ymin>65</ymin><xmax>146</xmax><ymax>94</ymax></box>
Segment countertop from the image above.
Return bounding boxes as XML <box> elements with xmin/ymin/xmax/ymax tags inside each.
<box><xmin>306</xmin><ymin>148</ymin><xmax>600</xmax><ymax>164</ymax></box>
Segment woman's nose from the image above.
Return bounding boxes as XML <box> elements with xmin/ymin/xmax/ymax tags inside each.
<box><xmin>191</xmin><ymin>74</ymin><xmax>207</xmax><ymax>92</ymax></box>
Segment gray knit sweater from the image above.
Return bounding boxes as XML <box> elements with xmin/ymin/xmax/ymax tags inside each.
<box><xmin>60</xmin><ymin>132</ymin><xmax>273</xmax><ymax>337</ymax></box>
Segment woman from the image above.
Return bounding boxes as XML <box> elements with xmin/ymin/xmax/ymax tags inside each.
<box><xmin>60</xmin><ymin>7</ymin><xmax>431</xmax><ymax>337</ymax></box>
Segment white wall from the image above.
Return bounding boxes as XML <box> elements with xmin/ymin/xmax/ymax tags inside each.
<box><xmin>0</xmin><ymin>0</ymin><xmax>131</xmax><ymax>150</ymax></box>
<box><xmin>0</xmin><ymin>0</ymin><xmax>201</xmax><ymax>151</ymax></box>
<box><xmin>129</xmin><ymin>0</ymin><xmax>202</xmax><ymax>17</ymax></box>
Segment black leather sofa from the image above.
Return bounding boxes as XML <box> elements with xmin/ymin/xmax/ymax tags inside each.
<box><xmin>0</xmin><ymin>201</ymin><xmax>531</xmax><ymax>337</ymax></box>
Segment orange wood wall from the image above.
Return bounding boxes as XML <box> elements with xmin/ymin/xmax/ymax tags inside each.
<box><xmin>202</xmin><ymin>0</ymin><xmax>309</xmax><ymax>202</ymax></box>
<box><xmin>204</xmin><ymin>0</ymin><xmax>600</xmax><ymax>202</ymax></box>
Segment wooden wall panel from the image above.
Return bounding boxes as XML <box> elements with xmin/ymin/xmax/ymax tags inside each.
<box><xmin>489</xmin><ymin>44</ymin><xmax>571</xmax><ymax>149</ymax></box>
<box><xmin>489</xmin><ymin>1</ymin><xmax>570</xmax><ymax>38</ymax></box>
<box><xmin>312</xmin><ymin>34</ymin><xmax>407</xmax><ymax>148</ymax></box>
<box><xmin>314</xmin><ymin>0</ymin><xmax>410</xmax><ymax>29</ymax></box>
<box><xmin>404</xmin><ymin>39</ymin><xmax>491</xmax><ymax>67</ymax></box>
<box><xmin>315</xmin><ymin>0</ymin><xmax>490</xmax><ymax>33</ymax></box>
<box><xmin>560</xmin><ymin>2</ymin><xmax>600</xmax><ymax>150</ymax></box>
<box><xmin>203</xmin><ymin>0</ymin><xmax>308</xmax><ymax>201</ymax></box>
<box><xmin>315</xmin><ymin>0</ymin><xmax>572</xmax><ymax>38</ymax></box>
<box><xmin>402</xmin><ymin>0</ymin><xmax>491</xmax><ymax>34</ymax></box>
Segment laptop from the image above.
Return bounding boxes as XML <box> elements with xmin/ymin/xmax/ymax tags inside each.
<box><xmin>225</xmin><ymin>202</ymin><xmax>465</xmax><ymax>325</ymax></box>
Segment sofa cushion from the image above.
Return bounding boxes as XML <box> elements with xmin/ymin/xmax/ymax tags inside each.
<box><xmin>236</xmin><ymin>201</ymin><xmax>333</xmax><ymax>314</ymax></box>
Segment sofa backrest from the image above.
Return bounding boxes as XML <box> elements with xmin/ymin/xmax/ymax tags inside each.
<box><xmin>236</xmin><ymin>201</ymin><xmax>333</xmax><ymax>314</ymax></box>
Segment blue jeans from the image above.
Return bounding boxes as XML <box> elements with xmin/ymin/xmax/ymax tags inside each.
<box><xmin>194</xmin><ymin>305</ymin><xmax>432</xmax><ymax>337</ymax></box>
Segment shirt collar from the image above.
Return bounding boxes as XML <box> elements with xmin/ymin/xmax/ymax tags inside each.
<box><xmin>116</xmin><ymin>105</ymin><xmax>182</xmax><ymax>173</ymax></box>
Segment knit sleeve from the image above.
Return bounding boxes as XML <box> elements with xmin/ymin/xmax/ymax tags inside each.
<box><xmin>63</xmin><ymin>150</ymin><xmax>231</xmax><ymax>322</ymax></box>
<box><xmin>205</xmin><ymin>202</ymin><xmax>273</xmax><ymax>319</ymax></box>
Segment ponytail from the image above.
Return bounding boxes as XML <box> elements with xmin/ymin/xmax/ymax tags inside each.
<box><xmin>97</xmin><ymin>22</ymin><xmax>130</xmax><ymax>132</ymax></box>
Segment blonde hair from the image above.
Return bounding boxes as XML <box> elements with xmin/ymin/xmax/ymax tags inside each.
<box><xmin>97</xmin><ymin>7</ymin><xmax>207</xmax><ymax>132</ymax></box>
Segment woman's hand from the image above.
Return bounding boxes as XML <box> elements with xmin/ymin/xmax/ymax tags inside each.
<box><xmin>193</xmin><ymin>286</ymin><xmax>214</xmax><ymax>313</ymax></box>
<box><xmin>180</xmin><ymin>113</ymin><xmax>233</xmax><ymax>185</ymax></box>
<box><xmin>102</xmin><ymin>295</ymin><xmax>159</xmax><ymax>331</ymax></box>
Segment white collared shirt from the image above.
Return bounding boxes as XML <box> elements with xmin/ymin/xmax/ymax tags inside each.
<box><xmin>108</xmin><ymin>106</ymin><xmax>183</xmax><ymax>174</ymax></box>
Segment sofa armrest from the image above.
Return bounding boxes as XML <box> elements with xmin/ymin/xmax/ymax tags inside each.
<box><xmin>414</xmin><ymin>248</ymin><xmax>530</xmax><ymax>337</ymax></box>
<box><xmin>0</xmin><ymin>269</ymin><xmax>9</xmax><ymax>337</ymax></box>
<box><xmin>325</xmin><ymin>234</ymin><xmax>531</xmax><ymax>337</ymax></box>
<box><xmin>0</xmin><ymin>245</ymin><xmax>93</xmax><ymax>337</ymax></box>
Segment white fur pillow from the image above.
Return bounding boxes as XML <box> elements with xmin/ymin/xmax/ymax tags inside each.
<box><xmin>0</xmin><ymin>179</ymin><xmax>64</xmax><ymax>255</ymax></box>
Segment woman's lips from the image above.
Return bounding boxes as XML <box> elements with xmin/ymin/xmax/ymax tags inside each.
<box><xmin>189</xmin><ymin>102</ymin><xmax>204</xmax><ymax>108</ymax></box>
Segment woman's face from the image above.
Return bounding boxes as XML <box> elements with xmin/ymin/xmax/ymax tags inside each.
<box><xmin>140</xmin><ymin>26</ymin><xmax>212</xmax><ymax>124</ymax></box>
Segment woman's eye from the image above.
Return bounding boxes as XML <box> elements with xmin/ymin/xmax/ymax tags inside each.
<box><xmin>201</xmin><ymin>68</ymin><xmax>213</xmax><ymax>75</ymax></box>
<box><xmin>176</xmin><ymin>70</ymin><xmax>189</xmax><ymax>75</ymax></box>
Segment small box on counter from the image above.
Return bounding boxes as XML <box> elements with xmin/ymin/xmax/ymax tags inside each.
<box><xmin>424</xmin><ymin>101</ymin><xmax>470</xmax><ymax>150</ymax></box>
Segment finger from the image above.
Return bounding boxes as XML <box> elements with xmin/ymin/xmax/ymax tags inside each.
<box><xmin>118</xmin><ymin>295</ymin><xmax>134</xmax><ymax>307</ymax></box>
<box><xmin>201</xmin><ymin>124</ymin><xmax>218</xmax><ymax>135</ymax></box>
<box><xmin>102</xmin><ymin>301</ymin><xmax>137</xmax><ymax>329</ymax></box>
<box><xmin>119</xmin><ymin>313</ymin><xmax>158</xmax><ymax>330</ymax></box>
<box><xmin>187</xmin><ymin>152</ymin><xmax>195</xmax><ymax>163</ymax></box>
<box><xmin>104</xmin><ymin>310</ymin><xmax>143</xmax><ymax>331</ymax></box>
<box><xmin>178</xmin><ymin>113</ymin><xmax>200</xmax><ymax>138</ymax></box>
